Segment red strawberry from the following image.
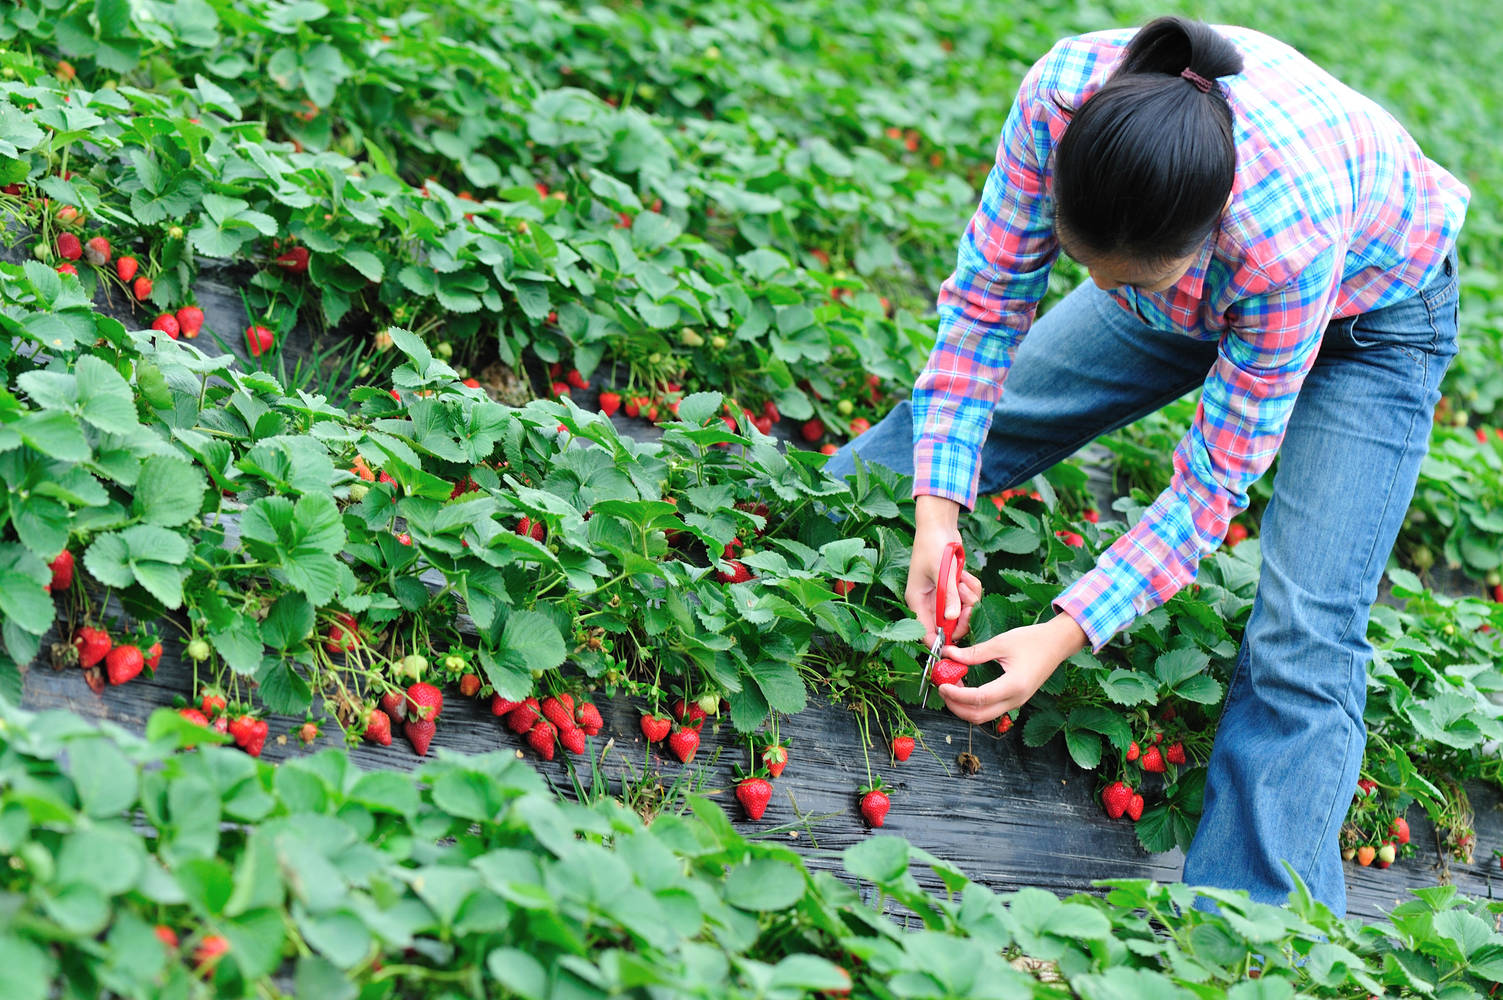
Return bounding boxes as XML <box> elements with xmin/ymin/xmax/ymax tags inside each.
<box><xmin>275</xmin><ymin>246</ymin><xmax>310</xmax><ymax>273</ymax></box>
<box><xmin>668</xmin><ymin>727</ymin><xmax>699</xmax><ymax>763</ymax></box>
<box><xmin>145</xmin><ymin>641</ymin><xmax>163</xmax><ymax>670</ymax></box>
<box><xmin>801</xmin><ymin>419</ymin><xmax>825</xmax><ymax>443</ymax></box>
<box><xmin>245</xmin><ymin>721</ymin><xmax>270</xmax><ymax>757</ymax></box>
<box><xmin>325</xmin><ymin>615</ymin><xmax>359</xmax><ymax>654</ymax></box>
<box><xmin>83</xmin><ymin>236</ymin><xmax>110</xmax><ymax>266</ymax></box>
<box><xmin>152</xmin><ymin>313</ymin><xmax>180</xmax><ymax>339</ymax></box>
<box><xmin>892</xmin><ymin>735</ymin><xmax>915</xmax><ymax>762</ymax></box>
<box><xmin>931</xmin><ymin>658</ymin><xmax>968</xmax><ymax>687</ymax></box>
<box><xmin>1101</xmin><ymin>781</ymin><xmax>1132</xmax><ymax>819</ymax></box>
<box><xmin>1165</xmin><ymin>742</ymin><xmax>1187</xmax><ymax>766</ymax></box>
<box><xmin>462</xmin><ymin>377</ymin><xmax>480</xmax><ymax>389</ymax></box>
<box><xmin>566</xmin><ymin>369</ymin><xmax>588</xmax><ymax>391</ymax></box>
<box><xmin>859</xmin><ymin>785</ymin><xmax>891</xmax><ymax>827</ymax></box>
<box><xmin>737</xmin><ymin>776</ymin><xmax>773</xmax><ymax>820</ymax></box>
<box><xmin>175</xmin><ymin>305</ymin><xmax>204</xmax><ymax>337</ymax></box>
<box><xmin>105</xmin><ymin>644</ymin><xmax>144</xmax><ymax>685</ymax></box>
<box><xmin>640</xmin><ymin>713</ymin><xmax>671</xmax><ymax>743</ymax></box>
<box><xmin>1127</xmin><ymin>793</ymin><xmax>1145</xmax><ymax>822</ymax></box>
<box><xmin>1126</xmin><ymin>741</ymin><xmax>1141</xmax><ymax>763</ymax></box>
<box><xmin>820</xmin><ymin>444</ymin><xmax>838</xmax><ymax>456</ymax></box>
<box><xmin>200</xmin><ymin>692</ymin><xmax>227</xmax><ymax>717</ymax></box>
<box><xmin>1389</xmin><ymin>816</ymin><xmax>1410</xmax><ymax>846</ymax></box>
<box><xmin>833</xmin><ymin>579</ymin><xmax>856</xmax><ymax>597</ymax></box>
<box><xmin>850</xmin><ymin>417</ymin><xmax>871</xmax><ymax>436</ymax></box>
<box><xmin>56</xmin><ymin>262</ymin><xmax>77</xmax><ymax>275</ymax></box>
<box><xmin>1226</xmin><ymin>522</ymin><xmax>1248</xmax><ymax>547</ymax></box>
<box><xmin>761</xmin><ymin>400</ymin><xmax>780</xmax><ymax>423</ymax></box>
<box><xmin>73</xmin><ymin>626</ymin><xmax>111</xmax><ymax>667</ymax></box>
<box><xmin>623</xmin><ymin>397</ymin><xmax>641</xmax><ymax>418</ymax></box>
<box><xmin>716</xmin><ymin>560</ymin><xmax>753</xmax><ymax>584</ymax></box>
<box><xmin>1356</xmin><ymin>778</ymin><xmax>1378</xmax><ymax>798</ymax></box>
<box><xmin>672</xmin><ymin>698</ymin><xmax>707</xmax><ymax>730</ymax></box>
<box><xmin>132</xmin><ymin>275</ymin><xmax>152</xmax><ymax>301</ymax></box>
<box><xmin>154</xmin><ymin>925</ymin><xmax>179</xmax><ymax>950</ymax></box>
<box><xmin>48</xmin><ymin>550</ymin><xmax>74</xmax><ymax>592</ymax></box>
<box><xmin>995</xmin><ymin>714</ymin><xmax>1013</xmax><ymax>735</ymax></box>
<box><xmin>194</xmin><ymin>935</ymin><xmax>229</xmax><ymax>973</ymax></box>
<box><xmin>364</xmin><ymin>708</ymin><xmax>392</xmax><ymax>746</ymax></box>
<box><xmin>1083</xmin><ymin>509</ymin><xmax>1100</xmax><ymax>524</ymax></box>
<box><xmin>558</xmin><ymin>723</ymin><xmax>586</xmax><ymax>755</ymax></box>
<box><xmin>228</xmin><ymin>714</ymin><xmax>256</xmax><ymax>747</ymax></box>
<box><xmin>211</xmin><ymin>715</ymin><xmax>228</xmax><ymax>735</ymax></box>
<box><xmin>56</xmin><ymin>232</ymin><xmax>82</xmax><ymax>261</ymax></box>
<box><xmin>178</xmin><ymin>708</ymin><xmax>209</xmax><ymax>726</ymax></box>
<box><xmin>406</xmin><ymin>682</ymin><xmax>443</xmax><ymax>722</ymax></box>
<box><xmin>598</xmin><ymin>391</ymin><xmax>621</xmax><ymax>417</ymax></box>
<box><xmin>116</xmin><ymin>255</ymin><xmax>139</xmax><ymax>282</ymax></box>
<box><xmin>540</xmin><ymin>696</ymin><xmax>573</xmax><ymax>730</ymax></box>
<box><xmin>506</xmin><ymin>698</ymin><xmax>541</xmax><ymax>734</ymax></box>
<box><xmin>245</xmin><ymin>324</ymin><xmax>274</xmax><ymax>357</ymax></box>
<box><xmin>551</xmin><ymin>381</ymin><xmax>571</xmax><ymax>397</ymax></box>
<box><xmin>516</xmin><ymin>517</ymin><xmax>545</xmax><ymax>542</ymax></box>
<box><xmin>761</xmin><ymin>744</ymin><xmax>787</xmax><ymax>777</ymax></box>
<box><xmin>575</xmin><ymin>702</ymin><xmax>604</xmax><ymax>735</ymax></box>
<box><xmin>404</xmin><ymin>719</ymin><xmax>437</xmax><ymax>756</ymax></box>
<box><xmin>1139</xmin><ymin>745</ymin><xmax>1166</xmax><ymax>773</ymax></box>
<box><xmin>458</xmin><ymin>673</ymin><xmax>481</xmax><ymax>698</ymax></box>
<box><xmin>527</xmin><ymin>720</ymin><xmax>557</xmax><ymax>760</ymax></box>
<box><xmin>491</xmin><ymin>694</ymin><xmax>521</xmax><ymax>717</ymax></box>
<box><xmin>1055</xmin><ymin>530</ymin><xmax>1085</xmax><ymax>548</ymax></box>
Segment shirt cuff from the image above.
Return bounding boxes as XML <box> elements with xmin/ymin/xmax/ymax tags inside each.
<box><xmin>1052</xmin><ymin>565</ymin><xmax>1148</xmax><ymax>652</ymax></box>
<box><xmin>911</xmin><ymin>435</ymin><xmax>982</xmax><ymax>510</ymax></box>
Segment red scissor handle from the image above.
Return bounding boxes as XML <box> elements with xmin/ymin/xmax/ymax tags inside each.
<box><xmin>935</xmin><ymin>541</ymin><xmax>965</xmax><ymax>645</ymax></box>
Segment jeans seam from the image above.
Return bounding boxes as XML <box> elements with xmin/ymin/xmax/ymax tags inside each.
<box><xmin>1294</xmin><ymin>350</ymin><xmax>1428</xmax><ymax>891</ymax></box>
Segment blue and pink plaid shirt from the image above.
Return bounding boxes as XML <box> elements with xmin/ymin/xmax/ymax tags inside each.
<box><xmin>913</xmin><ymin>26</ymin><xmax>1469</xmax><ymax>650</ymax></box>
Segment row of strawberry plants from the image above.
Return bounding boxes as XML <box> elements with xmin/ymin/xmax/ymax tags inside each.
<box><xmin>4</xmin><ymin>694</ymin><xmax>1503</xmax><ymax>1000</ymax></box>
<box><xmin>6</xmin><ymin>260</ymin><xmax>1500</xmax><ymax>860</ymax></box>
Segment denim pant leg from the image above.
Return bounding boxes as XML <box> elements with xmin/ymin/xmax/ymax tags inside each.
<box><xmin>823</xmin><ymin>281</ymin><xmax>1220</xmax><ymax>494</ymax></box>
<box><xmin>1183</xmin><ymin>254</ymin><xmax>1460</xmax><ymax>915</ymax></box>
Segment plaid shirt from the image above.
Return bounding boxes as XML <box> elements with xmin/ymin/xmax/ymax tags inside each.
<box><xmin>913</xmin><ymin>26</ymin><xmax>1469</xmax><ymax>650</ymax></box>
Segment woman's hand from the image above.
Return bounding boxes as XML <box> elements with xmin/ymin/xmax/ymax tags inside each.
<box><xmin>936</xmin><ymin>615</ymin><xmax>1089</xmax><ymax>724</ymax></box>
<box><xmin>908</xmin><ymin>496</ymin><xmax>983</xmax><ymax>646</ymax></box>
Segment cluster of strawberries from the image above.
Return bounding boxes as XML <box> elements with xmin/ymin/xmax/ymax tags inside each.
<box><xmin>47</xmin><ymin>228</ymin><xmax>212</xmax><ymax>340</ymax></box>
<box><xmin>1100</xmin><ymin>730</ymin><xmax>1192</xmax><ymax>823</ymax></box>
<box><xmin>1341</xmin><ymin>779</ymin><xmax>1412</xmax><ymax>869</ymax></box>
<box><xmin>177</xmin><ymin>691</ymin><xmax>268</xmax><ymax>757</ymax></box>
<box><xmin>492</xmin><ymin>690</ymin><xmax>604</xmax><ymax>761</ymax></box>
<box><xmin>62</xmin><ymin>540</ymin><xmax>162</xmax><ymax>693</ymax></box>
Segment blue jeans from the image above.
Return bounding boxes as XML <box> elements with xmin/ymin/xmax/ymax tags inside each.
<box><xmin>826</xmin><ymin>254</ymin><xmax>1459</xmax><ymax>915</ymax></box>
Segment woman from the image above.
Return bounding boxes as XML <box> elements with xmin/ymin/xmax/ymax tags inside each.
<box><xmin>825</xmin><ymin>16</ymin><xmax>1466</xmax><ymax>915</ymax></box>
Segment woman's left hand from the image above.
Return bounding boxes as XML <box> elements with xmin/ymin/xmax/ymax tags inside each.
<box><xmin>935</xmin><ymin>615</ymin><xmax>1088</xmax><ymax>724</ymax></box>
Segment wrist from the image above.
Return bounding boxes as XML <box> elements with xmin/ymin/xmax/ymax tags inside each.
<box><xmin>1046</xmin><ymin>612</ymin><xmax>1089</xmax><ymax>659</ymax></box>
<box><xmin>915</xmin><ymin>494</ymin><xmax>961</xmax><ymax>532</ymax></box>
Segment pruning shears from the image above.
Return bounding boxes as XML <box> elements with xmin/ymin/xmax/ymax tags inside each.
<box><xmin>916</xmin><ymin>541</ymin><xmax>965</xmax><ymax>704</ymax></box>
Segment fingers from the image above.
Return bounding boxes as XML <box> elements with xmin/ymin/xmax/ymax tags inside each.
<box><xmin>941</xmin><ymin>635</ymin><xmax>1003</xmax><ymax>665</ymax></box>
<box><xmin>937</xmin><ymin>680</ymin><xmax>1013</xmax><ymax>724</ymax></box>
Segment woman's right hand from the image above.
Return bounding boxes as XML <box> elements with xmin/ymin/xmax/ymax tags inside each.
<box><xmin>907</xmin><ymin>495</ymin><xmax>983</xmax><ymax>647</ymax></box>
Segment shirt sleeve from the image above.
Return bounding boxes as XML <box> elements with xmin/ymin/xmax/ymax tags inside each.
<box><xmin>910</xmin><ymin>70</ymin><xmax>1060</xmax><ymax>509</ymax></box>
<box><xmin>1053</xmin><ymin>243</ymin><xmax>1344</xmax><ymax>651</ymax></box>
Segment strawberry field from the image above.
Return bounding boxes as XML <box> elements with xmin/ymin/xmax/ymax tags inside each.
<box><xmin>3</xmin><ymin>0</ymin><xmax>1503</xmax><ymax>997</ymax></box>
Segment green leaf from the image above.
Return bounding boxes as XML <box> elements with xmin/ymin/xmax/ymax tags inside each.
<box><xmin>74</xmin><ymin>355</ymin><xmax>140</xmax><ymax>435</ymax></box>
<box><xmin>723</xmin><ymin>858</ymin><xmax>806</xmax><ymax>911</ymax></box>
<box><xmin>487</xmin><ymin>948</ymin><xmax>546</xmax><ymax>1000</ymax></box>
<box><xmin>65</xmin><ymin>736</ymin><xmax>138</xmax><ymax>817</ymax></box>
<box><xmin>133</xmin><ymin>455</ymin><xmax>207</xmax><ymax>526</ymax></box>
<box><xmin>500</xmin><ymin>610</ymin><xmax>565</xmax><ymax>672</ymax></box>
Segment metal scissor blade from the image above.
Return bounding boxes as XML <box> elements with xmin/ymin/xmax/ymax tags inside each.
<box><xmin>916</xmin><ymin>636</ymin><xmax>943</xmax><ymax>703</ymax></box>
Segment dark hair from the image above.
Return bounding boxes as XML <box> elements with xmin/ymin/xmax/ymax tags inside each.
<box><xmin>1052</xmin><ymin>17</ymin><xmax>1244</xmax><ymax>269</ymax></box>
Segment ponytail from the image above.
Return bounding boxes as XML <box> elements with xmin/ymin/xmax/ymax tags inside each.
<box><xmin>1052</xmin><ymin>17</ymin><xmax>1245</xmax><ymax>267</ymax></box>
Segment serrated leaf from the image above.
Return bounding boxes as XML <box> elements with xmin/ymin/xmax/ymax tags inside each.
<box><xmin>500</xmin><ymin>610</ymin><xmax>565</xmax><ymax>672</ymax></box>
<box><xmin>133</xmin><ymin>455</ymin><xmax>207</xmax><ymax>526</ymax></box>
